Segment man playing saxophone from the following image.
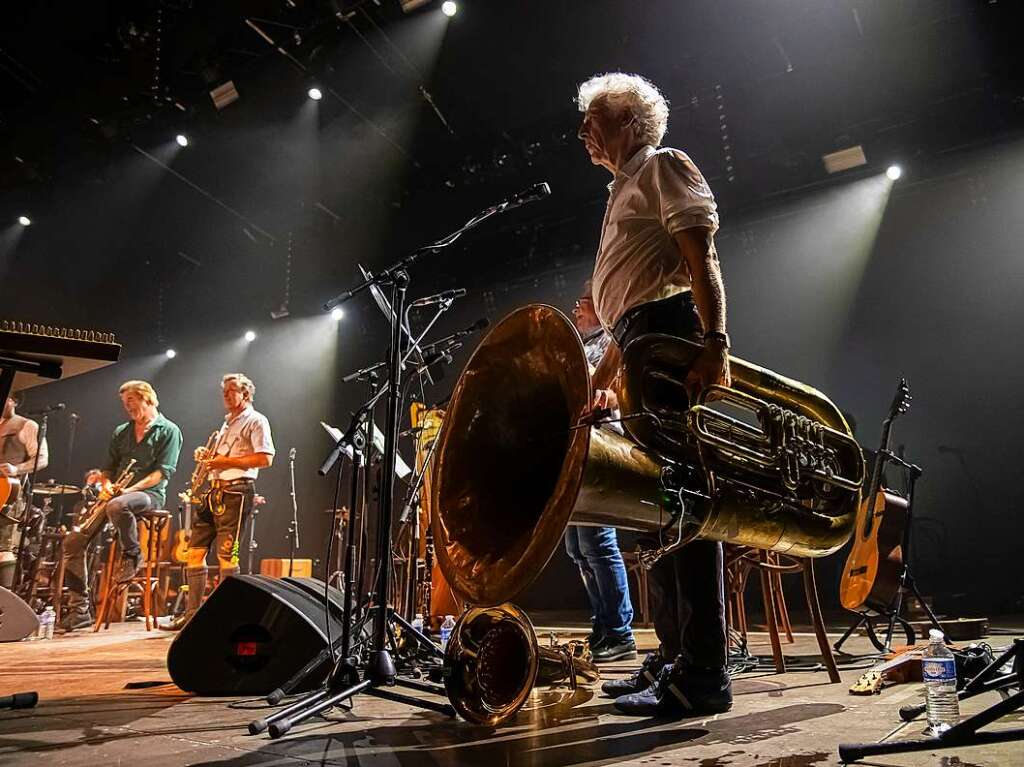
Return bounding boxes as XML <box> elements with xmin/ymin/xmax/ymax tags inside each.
<box><xmin>59</xmin><ymin>380</ymin><xmax>182</xmax><ymax>632</ymax></box>
<box><xmin>577</xmin><ymin>72</ymin><xmax>732</xmax><ymax>717</ymax></box>
<box><xmin>162</xmin><ymin>373</ymin><xmax>274</xmax><ymax>631</ymax></box>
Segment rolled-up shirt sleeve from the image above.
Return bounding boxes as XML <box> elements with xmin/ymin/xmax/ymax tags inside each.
<box><xmin>250</xmin><ymin>414</ymin><xmax>275</xmax><ymax>456</ymax></box>
<box><xmin>652</xmin><ymin>149</ymin><xmax>719</xmax><ymax>236</ymax></box>
<box><xmin>153</xmin><ymin>425</ymin><xmax>183</xmax><ymax>481</ymax></box>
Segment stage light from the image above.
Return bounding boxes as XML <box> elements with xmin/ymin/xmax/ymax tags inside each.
<box><xmin>308</xmin><ymin>87</ymin><xmax>323</xmax><ymax>101</ymax></box>
<box><xmin>175</xmin><ymin>134</ymin><xmax>189</xmax><ymax>147</ymax></box>
<box><xmin>244</xmin><ymin>330</ymin><xmax>257</xmax><ymax>342</ymax></box>
<box><xmin>17</xmin><ymin>215</ymin><xmax>31</xmax><ymax>226</ymax></box>
<box><xmin>165</xmin><ymin>348</ymin><xmax>177</xmax><ymax>359</ymax></box>
<box><xmin>886</xmin><ymin>164</ymin><xmax>902</xmax><ymax>181</ymax></box>
<box><xmin>441</xmin><ymin>1</ymin><xmax>457</xmax><ymax>17</ymax></box>
<box><xmin>331</xmin><ymin>307</ymin><xmax>344</xmax><ymax>321</ymax></box>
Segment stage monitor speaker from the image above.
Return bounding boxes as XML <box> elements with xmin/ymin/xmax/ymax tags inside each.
<box><xmin>0</xmin><ymin>586</ymin><xmax>39</xmax><ymax>642</ymax></box>
<box><xmin>166</xmin><ymin>574</ymin><xmax>349</xmax><ymax>695</ymax></box>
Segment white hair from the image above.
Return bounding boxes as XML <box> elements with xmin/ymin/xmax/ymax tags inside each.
<box><xmin>576</xmin><ymin>72</ymin><xmax>670</xmax><ymax>147</ymax></box>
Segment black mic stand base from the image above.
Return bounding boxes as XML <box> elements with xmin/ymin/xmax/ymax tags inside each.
<box><xmin>839</xmin><ymin>639</ymin><xmax>1024</xmax><ymax>763</ymax></box>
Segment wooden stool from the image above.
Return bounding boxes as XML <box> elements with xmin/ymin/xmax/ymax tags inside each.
<box><xmin>725</xmin><ymin>545</ymin><xmax>840</xmax><ymax>684</ymax></box>
<box><xmin>94</xmin><ymin>510</ymin><xmax>171</xmax><ymax>632</ymax></box>
<box><xmin>622</xmin><ymin>546</ymin><xmax>652</xmax><ymax>628</ymax></box>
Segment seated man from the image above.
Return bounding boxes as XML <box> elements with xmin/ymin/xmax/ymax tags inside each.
<box><xmin>59</xmin><ymin>380</ymin><xmax>182</xmax><ymax>632</ymax></box>
<box><xmin>563</xmin><ymin>282</ymin><xmax>637</xmax><ymax>663</ymax></box>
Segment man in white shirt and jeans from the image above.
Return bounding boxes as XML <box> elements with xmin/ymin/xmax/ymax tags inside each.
<box><xmin>163</xmin><ymin>373</ymin><xmax>275</xmax><ymax>630</ymax></box>
<box><xmin>577</xmin><ymin>72</ymin><xmax>732</xmax><ymax>718</ymax></box>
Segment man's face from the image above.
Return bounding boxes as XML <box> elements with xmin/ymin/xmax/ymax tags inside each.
<box><xmin>3</xmin><ymin>398</ymin><xmax>15</xmax><ymax>419</ymax></box>
<box><xmin>222</xmin><ymin>381</ymin><xmax>246</xmax><ymax>412</ymax></box>
<box><xmin>121</xmin><ymin>392</ymin><xmax>147</xmax><ymax>421</ymax></box>
<box><xmin>578</xmin><ymin>97</ymin><xmax>631</xmax><ymax>170</ymax></box>
<box><xmin>573</xmin><ymin>296</ymin><xmax>600</xmax><ymax>333</ymax></box>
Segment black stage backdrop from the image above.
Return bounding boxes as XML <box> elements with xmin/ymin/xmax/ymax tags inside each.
<box><xmin>1</xmin><ymin>0</ymin><xmax>1021</xmax><ymax>616</ymax></box>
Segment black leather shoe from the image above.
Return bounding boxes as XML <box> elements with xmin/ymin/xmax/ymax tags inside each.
<box><xmin>614</xmin><ymin>665</ymin><xmax>732</xmax><ymax>718</ymax></box>
<box><xmin>601</xmin><ymin>652</ymin><xmax>668</xmax><ymax>697</ymax></box>
<box><xmin>116</xmin><ymin>552</ymin><xmax>143</xmax><ymax>583</ymax></box>
<box><xmin>591</xmin><ymin>635</ymin><xmax>638</xmax><ymax>664</ymax></box>
<box><xmin>57</xmin><ymin>607</ymin><xmax>94</xmax><ymax>633</ymax></box>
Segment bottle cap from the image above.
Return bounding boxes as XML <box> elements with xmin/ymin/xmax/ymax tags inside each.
<box><xmin>929</xmin><ymin>628</ymin><xmax>945</xmax><ymax>642</ymax></box>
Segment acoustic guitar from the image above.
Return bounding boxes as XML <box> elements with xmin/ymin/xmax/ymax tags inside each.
<box><xmin>840</xmin><ymin>378</ymin><xmax>912</xmax><ymax>615</ymax></box>
<box><xmin>0</xmin><ymin>476</ymin><xmax>20</xmax><ymax>510</ymax></box>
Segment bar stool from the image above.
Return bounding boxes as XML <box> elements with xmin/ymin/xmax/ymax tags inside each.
<box><xmin>94</xmin><ymin>510</ymin><xmax>172</xmax><ymax>632</ymax></box>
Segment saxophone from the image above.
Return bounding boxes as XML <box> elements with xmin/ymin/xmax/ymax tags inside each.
<box><xmin>180</xmin><ymin>430</ymin><xmax>219</xmax><ymax>505</ymax></box>
<box><xmin>73</xmin><ymin>459</ymin><xmax>138</xmax><ymax>531</ymax></box>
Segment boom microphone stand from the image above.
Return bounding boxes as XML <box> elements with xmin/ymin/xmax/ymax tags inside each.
<box><xmin>253</xmin><ymin>182</ymin><xmax>551</xmax><ymax>739</ymax></box>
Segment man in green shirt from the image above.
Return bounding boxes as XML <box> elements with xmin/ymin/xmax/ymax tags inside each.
<box><xmin>58</xmin><ymin>380</ymin><xmax>182</xmax><ymax>632</ymax></box>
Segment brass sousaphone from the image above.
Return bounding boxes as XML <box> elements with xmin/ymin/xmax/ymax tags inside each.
<box><xmin>431</xmin><ymin>304</ymin><xmax>865</xmax><ymax>722</ymax></box>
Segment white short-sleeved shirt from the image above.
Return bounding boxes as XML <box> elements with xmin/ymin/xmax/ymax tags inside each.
<box><xmin>209</xmin><ymin>406</ymin><xmax>275</xmax><ymax>481</ymax></box>
<box><xmin>592</xmin><ymin>145</ymin><xmax>719</xmax><ymax>332</ymax></box>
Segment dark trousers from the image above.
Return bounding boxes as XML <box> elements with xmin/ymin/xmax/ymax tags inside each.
<box><xmin>613</xmin><ymin>292</ymin><xmax>728</xmax><ymax>670</ymax></box>
<box><xmin>62</xmin><ymin>491</ymin><xmax>155</xmax><ymax>604</ymax></box>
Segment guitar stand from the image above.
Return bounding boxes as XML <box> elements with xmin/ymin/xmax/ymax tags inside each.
<box><xmin>835</xmin><ymin>452</ymin><xmax>944</xmax><ymax>655</ymax></box>
<box><xmin>839</xmin><ymin>639</ymin><xmax>1024</xmax><ymax>762</ymax></box>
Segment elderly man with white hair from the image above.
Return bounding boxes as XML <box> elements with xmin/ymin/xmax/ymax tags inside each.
<box><xmin>577</xmin><ymin>72</ymin><xmax>732</xmax><ymax>718</ymax></box>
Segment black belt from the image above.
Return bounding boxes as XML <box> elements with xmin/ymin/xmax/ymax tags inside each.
<box><xmin>611</xmin><ymin>292</ymin><xmax>694</xmax><ymax>347</ymax></box>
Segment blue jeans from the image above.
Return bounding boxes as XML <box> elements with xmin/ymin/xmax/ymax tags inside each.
<box><xmin>564</xmin><ymin>525</ymin><xmax>634</xmax><ymax>641</ymax></box>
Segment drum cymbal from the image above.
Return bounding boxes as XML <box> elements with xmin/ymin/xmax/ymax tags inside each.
<box><xmin>32</xmin><ymin>483</ymin><xmax>81</xmax><ymax>496</ymax></box>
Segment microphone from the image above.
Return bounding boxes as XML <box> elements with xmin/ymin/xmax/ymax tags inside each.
<box><xmin>420</xmin><ymin>318</ymin><xmax>490</xmax><ymax>356</ymax></box>
<box><xmin>501</xmin><ymin>182</ymin><xmax>551</xmax><ymax>211</ymax></box>
<box><xmin>289</xmin><ymin>447</ymin><xmax>297</xmax><ymax>460</ymax></box>
<box><xmin>460</xmin><ymin>317</ymin><xmax>490</xmax><ymax>335</ymax></box>
<box><xmin>24</xmin><ymin>403</ymin><xmax>65</xmax><ymax>416</ymax></box>
<box><xmin>410</xmin><ymin>288</ymin><xmax>467</xmax><ymax>307</ymax></box>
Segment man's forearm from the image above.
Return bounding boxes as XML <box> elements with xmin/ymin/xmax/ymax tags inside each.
<box><xmin>591</xmin><ymin>339</ymin><xmax>623</xmax><ymax>392</ymax></box>
<box><xmin>676</xmin><ymin>228</ymin><xmax>727</xmax><ymax>336</ymax></box>
<box><xmin>218</xmin><ymin>453</ymin><xmax>273</xmax><ymax>470</ymax></box>
<box><xmin>125</xmin><ymin>469</ymin><xmax>164</xmax><ymax>493</ymax></box>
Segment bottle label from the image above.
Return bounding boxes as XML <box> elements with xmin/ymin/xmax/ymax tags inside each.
<box><xmin>922</xmin><ymin>657</ymin><xmax>956</xmax><ymax>683</ymax></box>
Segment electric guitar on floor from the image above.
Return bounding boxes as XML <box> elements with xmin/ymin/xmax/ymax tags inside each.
<box><xmin>840</xmin><ymin>378</ymin><xmax>912</xmax><ymax>615</ymax></box>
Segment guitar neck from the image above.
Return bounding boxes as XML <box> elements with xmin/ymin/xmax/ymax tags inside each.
<box><xmin>861</xmin><ymin>420</ymin><xmax>896</xmax><ymax>537</ymax></box>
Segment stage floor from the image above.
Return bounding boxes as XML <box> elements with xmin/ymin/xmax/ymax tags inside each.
<box><xmin>1</xmin><ymin>621</ymin><xmax>1022</xmax><ymax>767</ymax></box>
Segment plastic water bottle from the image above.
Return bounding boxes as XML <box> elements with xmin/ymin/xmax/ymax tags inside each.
<box><xmin>923</xmin><ymin>629</ymin><xmax>959</xmax><ymax>734</ymax></box>
<box><xmin>440</xmin><ymin>614</ymin><xmax>456</xmax><ymax>650</ymax></box>
<box><xmin>41</xmin><ymin>607</ymin><xmax>56</xmax><ymax>640</ymax></box>
<box><xmin>411</xmin><ymin>613</ymin><xmax>425</xmax><ymax>635</ymax></box>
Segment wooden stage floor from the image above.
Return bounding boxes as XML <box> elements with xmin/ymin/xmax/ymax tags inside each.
<box><xmin>1</xmin><ymin>620</ymin><xmax>1022</xmax><ymax>767</ymax></box>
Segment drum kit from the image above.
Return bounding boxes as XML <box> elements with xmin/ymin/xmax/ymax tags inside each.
<box><xmin>2</xmin><ymin>479</ymin><xmax>84</xmax><ymax>607</ymax></box>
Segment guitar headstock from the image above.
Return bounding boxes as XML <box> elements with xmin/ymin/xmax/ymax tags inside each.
<box><xmin>886</xmin><ymin>377</ymin><xmax>912</xmax><ymax>423</ymax></box>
